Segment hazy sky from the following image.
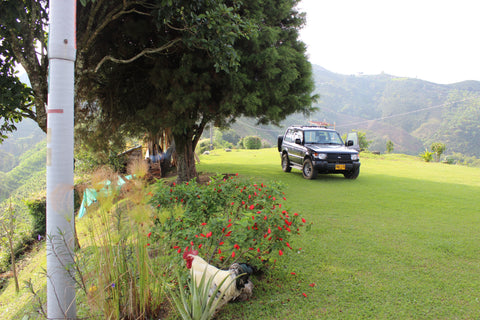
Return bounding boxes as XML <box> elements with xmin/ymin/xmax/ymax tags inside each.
<box><xmin>298</xmin><ymin>0</ymin><xmax>480</xmax><ymax>84</ymax></box>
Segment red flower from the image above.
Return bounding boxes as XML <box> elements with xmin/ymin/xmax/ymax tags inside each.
<box><xmin>173</xmin><ymin>245</ymin><xmax>179</xmax><ymax>249</ymax></box>
<box><xmin>234</xmin><ymin>244</ymin><xmax>240</xmax><ymax>250</ymax></box>
<box><xmin>249</xmin><ymin>204</ymin><xmax>255</xmax><ymax>210</ymax></box>
<box><xmin>286</xmin><ymin>242</ymin><xmax>292</xmax><ymax>249</ymax></box>
<box><xmin>264</xmin><ymin>216</ymin><xmax>268</xmax><ymax>220</ymax></box>
<box><xmin>279</xmin><ymin>249</ymin><xmax>284</xmax><ymax>256</ymax></box>
<box><xmin>302</xmin><ymin>293</ymin><xmax>307</xmax><ymax>297</ymax></box>
<box><xmin>206</xmin><ymin>231</ymin><xmax>212</xmax><ymax>238</ymax></box>
<box><xmin>302</xmin><ymin>218</ymin><xmax>306</xmax><ymax>223</ymax></box>
<box><xmin>147</xmin><ymin>232</ymin><xmax>152</xmax><ymax>238</ymax></box>
<box><xmin>283</xmin><ymin>197</ymin><xmax>286</xmax><ymax>200</ymax></box>
<box><xmin>309</xmin><ymin>283</ymin><xmax>315</xmax><ymax>287</ymax></box>
<box><xmin>291</xmin><ymin>272</ymin><xmax>296</xmax><ymax>275</ymax></box>
<box><xmin>252</xmin><ymin>216</ymin><xmax>255</xmax><ymax>220</ymax></box>
<box><xmin>218</xmin><ymin>249</ymin><xmax>222</xmax><ymax>254</ymax></box>
<box><xmin>177</xmin><ymin>248</ymin><xmax>181</xmax><ymax>253</ymax></box>
<box><xmin>219</xmin><ymin>241</ymin><xmax>224</xmax><ymax>246</ymax></box>
<box><xmin>198</xmin><ymin>244</ymin><xmax>203</xmax><ymax>249</ymax></box>
<box><xmin>231</xmin><ymin>202</ymin><xmax>235</xmax><ymax>206</ymax></box>
<box><xmin>235</xmin><ymin>173</ymin><xmax>238</xmax><ymax>176</ymax></box>
<box><xmin>201</xmin><ymin>222</ymin><xmax>207</xmax><ymax>226</ymax></box>
<box><xmin>227</xmin><ymin>223</ymin><xmax>232</xmax><ymax>228</ymax></box>
<box><xmin>231</xmin><ymin>251</ymin><xmax>236</xmax><ymax>258</ymax></box>
<box><xmin>267</xmin><ymin>228</ymin><xmax>271</xmax><ymax>234</ymax></box>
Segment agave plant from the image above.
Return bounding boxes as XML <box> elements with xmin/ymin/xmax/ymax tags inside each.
<box><xmin>171</xmin><ymin>268</ymin><xmax>235</xmax><ymax>320</ymax></box>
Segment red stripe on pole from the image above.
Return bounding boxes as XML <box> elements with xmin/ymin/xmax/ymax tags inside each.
<box><xmin>48</xmin><ymin>109</ymin><xmax>64</xmax><ymax>113</ymax></box>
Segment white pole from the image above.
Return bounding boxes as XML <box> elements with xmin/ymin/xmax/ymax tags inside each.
<box><xmin>47</xmin><ymin>0</ymin><xmax>76</xmax><ymax>318</ymax></box>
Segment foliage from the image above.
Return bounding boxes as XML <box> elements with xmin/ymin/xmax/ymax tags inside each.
<box><xmin>242</xmin><ymin>136</ymin><xmax>262</xmax><ymax>150</ymax></box>
<box><xmin>430</xmin><ymin>142</ymin><xmax>446</xmax><ymax>162</ymax></box>
<box><xmin>386</xmin><ymin>140</ymin><xmax>394</xmax><ymax>153</ymax></box>
<box><xmin>0</xmin><ymin>201</ymin><xmax>20</xmax><ymax>292</ymax></box>
<box><xmin>0</xmin><ymin>0</ymin><xmax>49</xmax><ymax>133</ymax></box>
<box><xmin>149</xmin><ymin>174</ymin><xmax>308</xmax><ymax>271</ymax></box>
<box><xmin>75</xmin><ymin>0</ymin><xmax>316</xmax><ymax>182</ymax></box>
<box><xmin>355</xmin><ymin>130</ymin><xmax>372</xmax><ymax>151</ymax></box>
<box><xmin>419</xmin><ymin>148</ymin><xmax>434</xmax><ymax>162</ymax></box>
<box><xmin>73</xmin><ymin>174</ymin><xmax>168</xmax><ymax>319</ymax></box>
<box><xmin>25</xmin><ymin>196</ymin><xmax>46</xmax><ymax>237</ymax></box>
<box><xmin>171</xmin><ymin>269</ymin><xmax>232</xmax><ymax>320</ymax></box>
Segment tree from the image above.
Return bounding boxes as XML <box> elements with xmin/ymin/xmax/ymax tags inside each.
<box><xmin>355</xmin><ymin>130</ymin><xmax>372</xmax><ymax>151</ymax></box>
<box><xmin>431</xmin><ymin>142</ymin><xmax>446</xmax><ymax>162</ymax></box>
<box><xmin>0</xmin><ymin>1</ymin><xmax>44</xmax><ymax>137</ymax></box>
<box><xmin>76</xmin><ymin>0</ymin><xmax>315</xmax><ymax>181</ymax></box>
<box><xmin>386</xmin><ymin>140</ymin><xmax>394</xmax><ymax>153</ymax></box>
<box><xmin>0</xmin><ymin>201</ymin><xmax>20</xmax><ymax>293</ymax></box>
<box><xmin>3</xmin><ymin>1</ymin><xmax>316</xmax><ymax>182</ymax></box>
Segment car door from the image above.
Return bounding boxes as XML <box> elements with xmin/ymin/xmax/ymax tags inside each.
<box><xmin>290</xmin><ymin>129</ymin><xmax>305</xmax><ymax>165</ymax></box>
<box><xmin>345</xmin><ymin>132</ymin><xmax>360</xmax><ymax>152</ymax></box>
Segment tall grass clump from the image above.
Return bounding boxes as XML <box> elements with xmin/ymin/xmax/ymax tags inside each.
<box><xmin>75</xmin><ymin>167</ymin><xmax>169</xmax><ymax>319</ymax></box>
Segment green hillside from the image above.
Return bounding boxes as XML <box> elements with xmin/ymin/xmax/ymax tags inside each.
<box><xmin>223</xmin><ymin>65</ymin><xmax>480</xmax><ymax>161</ymax></box>
<box><xmin>309</xmin><ymin>65</ymin><xmax>480</xmax><ymax>156</ymax></box>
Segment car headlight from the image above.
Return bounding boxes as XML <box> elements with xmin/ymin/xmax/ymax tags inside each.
<box><xmin>351</xmin><ymin>154</ymin><xmax>359</xmax><ymax>161</ymax></box>
<box><xmin>314</xmin><ymin>153</ymin><xmax>327</xmax><ymax>160</ymax></box>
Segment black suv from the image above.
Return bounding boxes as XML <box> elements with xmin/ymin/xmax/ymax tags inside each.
<box><xmin>278</xmin><ymin>125</ymin><xmax>360</xmax><ymax>179</ymax></box>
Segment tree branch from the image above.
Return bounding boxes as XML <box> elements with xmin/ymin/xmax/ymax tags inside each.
<box><xmin>94</xmin><ymin>38</ymin><xmax>182</xmax><ymax>72</ymax></box>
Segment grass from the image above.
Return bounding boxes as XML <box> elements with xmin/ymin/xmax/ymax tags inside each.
<box><xmin>197</xmin><ymin>149</ymin><xmax>480</xmax><ymax>319</ymax></box>
<box><xmin>1</xmin><ymin>148</ymin><xmax>480</xmax><ymax>319</ymax></box>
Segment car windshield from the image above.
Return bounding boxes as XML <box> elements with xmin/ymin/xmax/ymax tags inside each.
<box><xmin>304</xmin><ymin>130</ymin><xmax>343</xmax><ymax>145</ymax></box>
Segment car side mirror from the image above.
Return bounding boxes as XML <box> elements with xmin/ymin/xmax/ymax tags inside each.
<box><xmin>346</xmin><ymin>140</ymin><xmax>354</xmax><ymax>147</ymax></box>
<box><xmin>295</xmin><ymin>138</ymin><xmax>302</xmax><ymax>145</ymax></box>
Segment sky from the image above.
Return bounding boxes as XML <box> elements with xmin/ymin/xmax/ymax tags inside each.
<box><xmin>298</xmin><ymin>0</ymin><xmax>480</xmax><ymax>84</ymax></box>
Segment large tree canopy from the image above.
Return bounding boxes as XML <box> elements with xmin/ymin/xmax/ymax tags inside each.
<box><xmin>79</xmin><ymin>0</ymin><xmax>316</xmax><ymax>181</ymax></box>
<box><xmin>1</xmin><ymin>0</ymin><xmax>316</xmax><ymax>182</ymax></box>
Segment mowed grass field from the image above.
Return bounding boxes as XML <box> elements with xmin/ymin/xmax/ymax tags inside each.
<box><xmin>197</xmin><ymin>148</ymin><xmax>480</xmax><ymax>319</ymax></box>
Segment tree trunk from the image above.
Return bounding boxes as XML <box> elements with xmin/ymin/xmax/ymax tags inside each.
<box><xmin>7</xmin><ymin>236</ymin><xmax>19</xmax><ymax>293</ymax></box>
<box><xmin>173</xmin><ymin>131</ymin><xmax>198</xmax><ymax>183</ymax></box>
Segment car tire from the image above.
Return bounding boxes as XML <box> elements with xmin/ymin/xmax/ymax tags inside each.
<box><xmin>344</xmin><ymin>167</ymin><xmax>360</xmax><ymax>179</ymax></box>
<box><xmin>281</xmin><ymin>153</ymin><xmax>292</xmax><ymax>172</ymax></box>
<box><xmin>302</xmin><ymin>158</ymin><xmax>317</xmax><ymax>179</ymax></box>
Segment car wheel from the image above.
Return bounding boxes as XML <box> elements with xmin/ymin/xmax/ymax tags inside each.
<box><xmin>302</xmin><ymin>158</ymin><xmax>317</xmax><ymax>179</ymax></box>
<box><xmin>281</xmin><ymin>153</ymin><xmax>292</xmax><ymax>172</ymax></box>
<box><xmin>344</xmin><ymin>167</ymin><xmax>360</xmax><ymax>179</ymax></box>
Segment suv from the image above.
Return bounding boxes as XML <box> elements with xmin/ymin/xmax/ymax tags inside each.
<box><xmin>278</xmin><ymin>125</ymin><xmax>360</xmax><ymax>179</ymax></box>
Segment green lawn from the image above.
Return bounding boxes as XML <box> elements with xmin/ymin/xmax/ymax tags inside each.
<box><xmin>198</xmin><ymin>149</ymin><xmax>480</xmax><ymax>319</ymax></box>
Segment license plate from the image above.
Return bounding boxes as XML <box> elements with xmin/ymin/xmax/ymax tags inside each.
<box><xmin>335</xmin><ymin>164</ymin><xmax>346</xmax><ymax>170</ymax></box>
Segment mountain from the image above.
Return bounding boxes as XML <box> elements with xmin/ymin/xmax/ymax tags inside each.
<box><xmin>230</xmin><ymin>65</ymin><xmax>480</xmax><ymax>158</ymax></box>
<box><xmin>308</xmin><ymin>65</ymin><xmax>480</xmax><ymax>156</ymax></box>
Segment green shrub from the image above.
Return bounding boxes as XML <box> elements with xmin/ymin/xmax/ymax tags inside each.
<box><xmin>420</xmin><ymin>149</ymin><xmax>434</xmax><ymax>162</ymax></box>
<box><xmin>25</xmin><ymin>197</ymin><xmax>46</xmax><ymax>237</ymax></box>
<box><xmin>149</xmin><ymin>174</ymin><xmax>308</xmax><ymax>271</ymax></box>
<box><xmin>197</xmin><ymin>138</ymin><xmax>213</xmax><ymax>154</ymax></box>
<box><xmin>242</xmin><ymin>136</ymin><xmax>262</xmax><ymax>149</ymax></box>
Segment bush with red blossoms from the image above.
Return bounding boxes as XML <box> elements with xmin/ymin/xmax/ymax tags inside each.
<box><xmin>148</xmin><ymin>174</ymin><xmax>309</xmax><ymax>270</ymax></box>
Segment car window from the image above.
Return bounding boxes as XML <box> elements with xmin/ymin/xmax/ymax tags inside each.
<box><xmin>284</xmin><ymin>129</ymin><xmax>294</xmax><ymax>142</ymax></box>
